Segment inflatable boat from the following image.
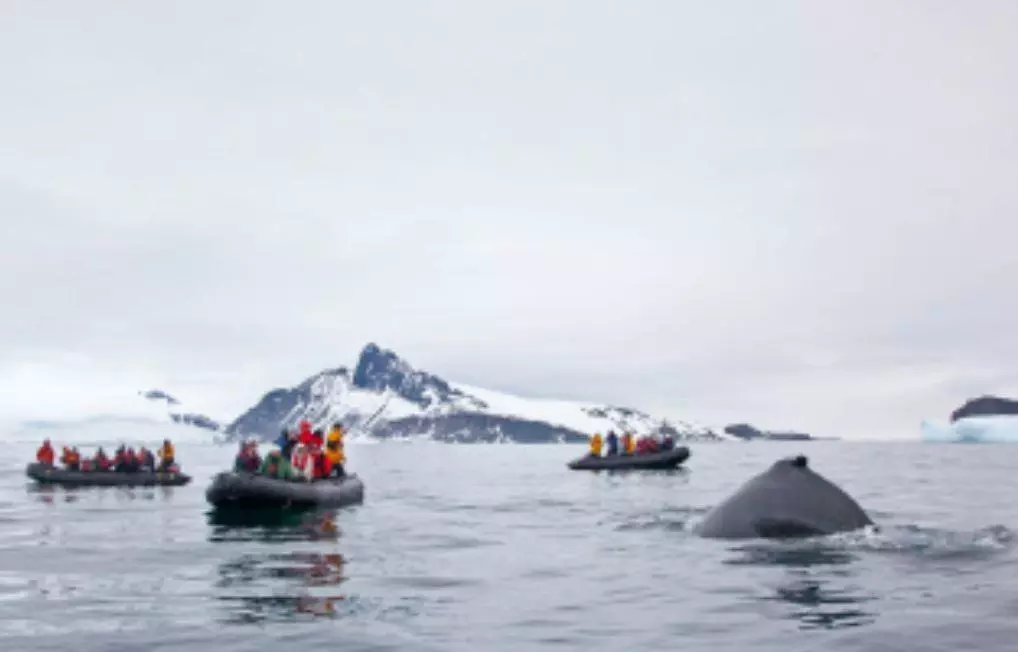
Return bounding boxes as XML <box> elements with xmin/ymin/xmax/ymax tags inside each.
<box><xmin>25</xmin><ymin>462</ymin><xmax>192</xmax><ymax>487</ymax></box>
<box><xmin>567</xmin><ymin>446</ymin><xmax>691</xmax><ymax>471</ymax></box>
<box><xmin>205</xmin><ymin>471</ymin><xmax>365</xmax><ymax>509</ymax></box>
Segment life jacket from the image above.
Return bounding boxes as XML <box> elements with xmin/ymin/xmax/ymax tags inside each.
<box><xmin>37</xmin><ymin>444</ymin><xmax>55</xmax><ymax>465</ymax></box>
<box><xmin>160</xmin><ymin>443</ymin><xmax>175</xmax><ymax>461</ymax></box>
<box><xmin>636</xmin><ymin>437</ymin><xmax>656</xmax><ymax>454</ymax></box>
<box><xmin>313</xmin><ymin>451</ymin><xmax>331</xmax><ymax>478</ymax></box>
<box><xmin>325</xmin><ymin>444</ymin><xmax>345</xmax><ymax>466</ymax></box>
<box><xmin>291</xmin><ymin>446</ymin><xmax>310</xmax><ymax>473</ymax></box>
<box><xmin>327</xmin><ymin>426</ymin><xmax>344</xmax><ymax>445</ymax></box>
<box><xmin>298</xmin><ymin>420</ymin><xmax>314</xmax><ymax>445</ymax></box>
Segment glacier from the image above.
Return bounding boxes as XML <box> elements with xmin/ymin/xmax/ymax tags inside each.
<box><xmin>921</xmin><ymin>416</ymin><xmax>1018</xmax><ymax>443</ymax></box>
<box><xmin>6</xmin><ymin>389</ymin><xmax>224</xmax><ymax>444</ymax></box>
<box><xmin>6</xmin><ymin>417</ymin><xmax>217</xmax><ymax>446</ymax></box>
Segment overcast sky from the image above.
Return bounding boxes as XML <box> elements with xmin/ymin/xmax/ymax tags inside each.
<box><xmin>2</xmin><ymin>1</ymin><xmax>1016</xmax><ymax>439</ymax></box>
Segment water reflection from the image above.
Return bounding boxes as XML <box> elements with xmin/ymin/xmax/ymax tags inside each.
<box><xmin>724</xmin><ymin>541</ymin><xmax>878</xmax><ymax>630</ymax></box>
<box><xmin>723</xmin><ymin>542</ymin><xmax>859</xmax><ymax>568</ymax></box>
<box><xmin>26</xmin><ymin>483</ymin><xmax>180</xmax><ymax>504</ymax></box>
<box><xmin>761</xmin><ymin>576</ymin><xmax>877</xmax><ymax>630</ymax></box>
<box><xmin>208</xmin><ymin>507</ymin><xmax>349</xmax><ymax>623</ymax></box>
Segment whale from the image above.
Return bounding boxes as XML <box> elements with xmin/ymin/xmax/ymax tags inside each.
<box><xmin>695</xmin><ymin>455</ymin><xmax>874</xmax><ymax>539</ymax></box>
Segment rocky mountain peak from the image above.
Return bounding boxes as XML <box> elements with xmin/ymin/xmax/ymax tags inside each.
<box><xmin>351</xmin><ymin>343</ymin><xmax>485</xmax><ymax>410</ymax></box>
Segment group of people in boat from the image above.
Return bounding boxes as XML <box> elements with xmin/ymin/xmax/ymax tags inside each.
<box><xmin>587</xmin><ymin>430</ymin><xmax>677</xmax><ymax>457</ymax></box>
<box><xmin>234</xmin><ymin>420</ymin><xmax>347</xmax><ymax>482</ymax></box>
<box><xmin>35</xmin><ymin>438</ymin><xmax>178</xmax><ymax>473</ymax></box>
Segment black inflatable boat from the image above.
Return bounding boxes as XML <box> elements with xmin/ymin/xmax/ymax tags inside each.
<box><xmin>25</xmin><ymin>462</ymin><xmax>192</xmax><ymax>487</ymax></box>
<box><xmin>567</xmin><ymin>446</ymin><xmax>691</xmax><ymax>471</ymax></box>
<box><xmin>205</xmin><ymin>471</ymin><xmax>365</xmax><ymax>509</ymax></box>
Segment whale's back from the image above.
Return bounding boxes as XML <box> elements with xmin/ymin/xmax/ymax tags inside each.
<box><xmin>696</xmin><ymin>456</ymin><xmax>873</xmax><ymax>539</ymax></box>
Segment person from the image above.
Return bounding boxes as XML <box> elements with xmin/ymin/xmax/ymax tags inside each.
<box><xmin>635</xmin><ymin>436</ymin><xmax>659</xmax><ymax>455</ymax></box>
<box><xmin>291</xmin><ymin>438</ymin><xmax>312</xmax><ymax>479</ymax></box>
<box><xmin>328</xmin><ymin>422</ymin><xmax>345</xmax><ymax>444</ymax></box>
<box><xmin>234</xmin><ymin>440</ymin><xmax>261</xmax><ymax>472</ymax></box>
<box><xmin>660</xmin><ymin>434</ymin><xmax>676</xmax><ymax>451</ymax></box>
<box><xmin>113</xmin><ymin>445</ymin><xmax>128</xmax><ymax>472</ymax></box>
<box><xmin>259</xmin><ymin>448</ymin><xmax>301</xmax><ymax>480</ymax></box>
<box><xmin>325</xmin><ymin>426</ymin><xmax>346</xmax><ymax>478</ymax></box>
<box><xmin>138</xmin><ymin>447</ymin><xmax>156</xmax><ymax>471</ymax></box>
<box><xmin>125</xmin><ymin>446</ymin><xmax>141</xmax><ymax>472</ymax></box>
<box><xmin>621</xmin><ymin>432</ymin><xmax>635</xmax><ymax>456</ymax></box>
<box><xmin>273</xmin><ymin>428</ymin><xmax>299</xmax><ymax>460</ymax></box>
<box><xmin>298</xmin><ymin>420</ymin><xmax>314</xmax><ymax>446</ymax></box>
<box><xmin>93</xmin><ymin>447</ymin><xmax>111</xmax><ymax>471</ymax></box>
<box><xmin>61</xmin><ymin>446</ymin><xmax>81</xmax><ymax>471</ymax></box>
<box><xmin>37</xmin><ymin>439</ymin><xmax>55</xmax><ymax>466</ymax></box>
<box><xmin>604</xmin><ymin>431</ymin><xmax>619</xmax><ymax>456</ymax></box>
<box><xmin>158</xmin><ymin>439</ymin><xmax>175</xmax><ymax>472</ymax></box>
<box><xmin>309</xmin><ymin>434</ymin><xmax>332</xmax><ymax>480</ymax></box>
<box><xmin>589</xmin><ymin>432</ymin><xmax>603</xmax><ymax>457</ymax></box>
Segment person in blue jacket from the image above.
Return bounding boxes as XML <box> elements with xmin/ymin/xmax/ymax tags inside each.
<box><xmin>605</xmin><ymin>431</ymin><xmax>619</xmax><ymax>456</ymax></box>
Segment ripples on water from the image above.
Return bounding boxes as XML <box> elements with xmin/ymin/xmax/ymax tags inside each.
<box><xmin>1</xmin><ymin>439</ymin><xmax>1017</xmax><ymax>651</ymax></box>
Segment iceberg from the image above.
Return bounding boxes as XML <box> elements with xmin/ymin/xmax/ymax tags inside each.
<box><xmin>921</xmin><ymin>416</ymin><xmax>1018</xmax><ymax>443</ymax></box>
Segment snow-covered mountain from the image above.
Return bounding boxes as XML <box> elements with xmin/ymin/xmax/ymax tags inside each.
<box><xmin>7</xmin><ymin>389</ymin><xmax>223</xmax><ymax>444</ymax></box>
<box><xmin>225</xmin><ymin>343</ymin><xmax>725</xmax><ymax>443</ymax></box>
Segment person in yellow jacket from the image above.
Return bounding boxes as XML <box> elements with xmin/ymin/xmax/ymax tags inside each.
<box><xmin>589</xmin><ymin>432</ymin><xmax>603</xmax><ymax>457</ymax></box>
<box><xmin>325</xmin><ymin>422</ymin><xmax>346</xmax><ymax>478</ymax></box>
<box><xmin>158</xmin><ymin>439</ymin><xmax>176</xmax><ymax>471</ymax></box>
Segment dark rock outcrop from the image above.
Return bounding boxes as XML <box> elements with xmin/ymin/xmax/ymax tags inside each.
<box><xmin>169</xmin><ymin>413</ymin><xmax>221</xmax><ymax>431</ymax></box>
<box><xmin>352</xmin><ymin>343</ymin><xmax>487</xmax><ymax>411</ymax></box>
<box><xmin>374</xmin><ymin>414</ymin><xmax>589</xmax><ymax>444</ymax></box>
<box><xmin>951</xmin><ymin>395</ymin><xmax>1018</xmax><ymax>422</ymax></box>
<box><xmin>725</xmin><ymin>423</ymin><xmax>814</xmax><ymax>441</ymax></box>
<box><xmin>140</xmin><ymin>389</ymin><xmax>180</xmax><ymax>405</ymax></box>
<box><xmin>141</xmin><ymin>389</ymin><xmax>220</xmax><ymax>431</ymax></box>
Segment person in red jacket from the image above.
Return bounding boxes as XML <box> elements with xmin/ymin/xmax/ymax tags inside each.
<box><xmin>310</xmin><ymin>435</ymin><xmax>332</xmax><ymax>479</ymax></box>
<box><xmin>125</xmin><ymin>447</ymin><xmax>140</xmax><ymax>473</ymax></box>
<box><xmin>298</xmin><ymin>420</ymin><xmax>314</xmax><ymax>446</ymax></box>
<box><xmin>113</xmin><ymin>445</ymin><xmax>128</xmax><ymax>472</ymax></box>
<box><xmin>93</xmin><ymin>447</ymin><xmax>111</xmax><ymax>471</ymax></box>
<box><xmin>36</xmin><ymin>439</ymin><xmax>55</xmax><ymax>466</ymax></box>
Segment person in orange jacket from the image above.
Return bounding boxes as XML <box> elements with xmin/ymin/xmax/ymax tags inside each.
<box><xmin>60</xmin><ymin>446</ymin><xmax>81</xmax><ymax>471</ymax></box>
<box><xmin>621</xmin><ymin>432</ymin><xmax>635</xmax><ymax>455</ymax></box>
<box><xmin>37</xmin><ymin>439</ymin><xmax>55</xmax><ymax>466</ymax></box>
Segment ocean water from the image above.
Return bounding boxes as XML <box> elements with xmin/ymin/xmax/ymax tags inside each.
<box><xmin>1</xmin><ymin>437</ymin><xmax>1016</xmax><ymax>651</ymax></box>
